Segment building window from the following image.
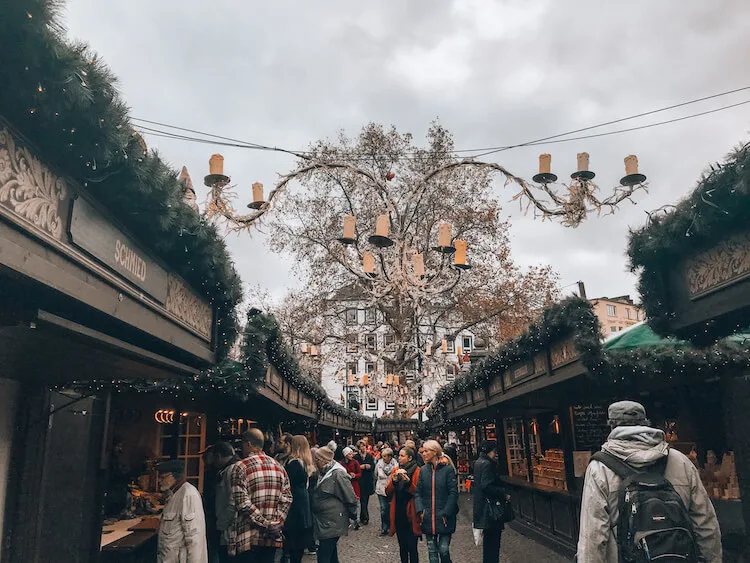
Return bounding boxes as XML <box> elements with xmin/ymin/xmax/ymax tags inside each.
<box><xmin>626</xmin><ymin>308</ymin><xmax>632</xmax><ymax>320</ymax></box>
<box><xmin>384</xmin><ymin>360</ymin><xmax>396</xmax><ymax>377</ymax></box>
<box><xmin>446</xmin><ymin>366</ymin><xmax>457</xmax><ymax>382</ymax></box>
<box><xmin>366</xmin><ymin>362</ymin><xmax>375</xmax><ymax>374</ymax></box>
<box><xmin>635</xmin><ymin>310</ymin><xmax>640</xmax><ymax>321</ymax></box>
<box><xmin>365</xmin><ymin>334</ymin><xmax>377</xmax><ymax>352</ymax></box>
<box><xmin>606</xmin><ymin>304</ymin><xmax>616</xmax><ymax>316</ymax></box>
<box><xmin>348</xmin><ymin>389</ymin><xmax>361</xmax><ymax>410</ymax></box>
<box><xmin>345</xmin><ymin>333</ymin><xmax>358</xmax><ymax>353</ymax></box>
<box><xmin>364</xmin><ymin>307</ymin><xmax>377</xmax><ymax>324</ymax></box>
<box><xmin>610</xmin><ymin>327</ymin><xmax>617</xmax><ymax>333</ymax></box>
<box><xmin>345</xmin><ymin>308</ymin><xmax>358</xmax><ymax>325</ymax></box>
<box><xmin>462</xmin><ymin>336</ymin><xmax>472</xmax><ymax>351</ymax></box>
<box><xmin>385</xmin><ymin>401</ymin><xmax>395</xmax><ymax>411</ymax></box>
<box><xmin>446</xmin><ymin>339</ymin><xmax>455</xmax><ymax>353</ymax></box>
<box><xmin>346</xmin><ymin>362</ymin><xmax>358</xmax><ymax>377</ymax></box>
<box><xmin>366</xmin><ymin>396</ymin><xmax>378</xmax><ymax>411</ymax></box>
<box><xmin>405</xmin><ymin>371</ymin><xmax>415</xmax><ymax>383</ymax></box>
<box><xmin>384</xmin><ymin>333</ymin><xmax>396</xmax><ymax>351</ymax></box>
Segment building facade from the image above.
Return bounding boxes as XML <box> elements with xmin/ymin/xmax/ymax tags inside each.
<box><xmin>590</xmin><ymin>295</ymin><xmax>644</xmax><ymax>335</ymax></box>
<box><xmin>314</xmin><ymin>298</ymin><xmax>475</xmax><ymax>419</ymax></box>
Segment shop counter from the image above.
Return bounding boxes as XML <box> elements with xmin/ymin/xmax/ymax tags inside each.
<box><xmin>100</xmin><ymin>516</ymin><xmax>159</xmax><ymax>563</ymax></box>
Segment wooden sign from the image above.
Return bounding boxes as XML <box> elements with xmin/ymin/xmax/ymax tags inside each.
<box><xmin>69</xmin><ymin>198</ymin><xmax>169</xmax><ymax>303</ymax></box>
<box><xmin>685</xmin><ymin>232</ymin><xmax>750</xmax><ymax>300</ymax></box>
<box><xmin>572</xmin><ymin>404</ymin><xmax>610</xmax><ymax>451</ymax></box>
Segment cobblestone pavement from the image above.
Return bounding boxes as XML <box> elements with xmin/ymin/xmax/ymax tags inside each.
<box><xmin>298</xmin><ymin>494</ymin><xmax>572</xmax><ymax>563</ymax></box>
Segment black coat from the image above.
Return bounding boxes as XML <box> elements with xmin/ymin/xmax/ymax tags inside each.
<box><xmin>472</xmin><ymin>454</ymin><xmax>508</xmax><ymax>530</ymax></box>
<box><xmin>414</xmin><ymin>457</ymin><xmax>459</xmax><ymax>535</ymax></box>
<box><xmin>284</xmin><ymin>459</ymin><xmax>313</xmax><ymax>532</ymax></box>
<box><xmin>354</xmin><ymin>452</ymin><xmax>375</xmax><ymax>497</ymax></box>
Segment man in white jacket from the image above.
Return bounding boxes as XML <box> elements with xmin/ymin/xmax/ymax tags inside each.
<box><xmin>576</xmin><ymin>401</ymin><xmax>722</xmax><ymax>563</ymax></box>
<box><xmin>157</xmin><ymin>459</ymin><xmax>208</xmax><ymax>563</ymax></box>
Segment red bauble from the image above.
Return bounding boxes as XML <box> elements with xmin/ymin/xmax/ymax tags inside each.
<box><xmin>386</xmin><ymin>172</ymin><xmax>395</xmax><ymax>181</ymax></box>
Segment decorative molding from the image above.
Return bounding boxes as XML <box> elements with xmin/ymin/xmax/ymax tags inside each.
<box><xmin>550</xmin><ymin>339</ymin><xmax>577</xmax><ymax>369</ymax></box>
<box><xmin>0</xmin><ymin>127</ymin><xmax>68</xmax><ymax>240</ymax></box>
<box><xmin>166</xmin><ymin>274</ymin><xmax>213</xmax><ymax>340</ymax></box>
<box><xmin>685</xmin><ymin>232</ymin><xmax>750</xmax><ymax>300</ymax></box>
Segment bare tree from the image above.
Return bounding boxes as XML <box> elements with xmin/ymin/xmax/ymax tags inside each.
<box><xmin>214</xmin><ymin>123</ymin><xmax>643</xmax><ymax>414</ymax></box>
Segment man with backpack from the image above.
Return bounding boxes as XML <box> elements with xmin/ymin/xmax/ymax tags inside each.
<box><xmin>577</xmin><ymin>401</ymin><xmax>721</xmax><ymax>563</ymax></box>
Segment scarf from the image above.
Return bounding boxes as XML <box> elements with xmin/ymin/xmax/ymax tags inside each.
<box><xmin>603</xmin><ymin>425</ymin><xmax>669</xmax><ymax>468</ymax></box>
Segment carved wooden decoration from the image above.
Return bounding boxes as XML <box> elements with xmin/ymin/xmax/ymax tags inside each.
<box><xmin>685</xmin><ymin>232</ymin><xmax>750</xmax><ymax>299</ymax></box>
<box><xmin>550</xmin><ymin>339</ymin><xmax>577</xmax><ymax>369</ymax></box>
<box><xmin>0</xmin><ymin>127</ymin><xmax>68</xmax><ymax>240</ymax></box>
<box><xmin>166</xmin><ymin>274</ymin><xmax>213</xmax><ymax>340</ymax></box>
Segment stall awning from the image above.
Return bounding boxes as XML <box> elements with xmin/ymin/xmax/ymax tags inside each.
<box><xmin>604</xmin><ymin>321</ymin><xmax>750</xmax><ymax>351</ymax></box>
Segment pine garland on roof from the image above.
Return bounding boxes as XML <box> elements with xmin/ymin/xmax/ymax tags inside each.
<box><xmin>0</xmin><ymin>0</ymin><xmax>242</xmax><ymax>358</ymax></box>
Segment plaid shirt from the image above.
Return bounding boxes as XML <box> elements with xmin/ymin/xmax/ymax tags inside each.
<box><xmin>226</xmin><ymin>451</ymin><xmax>292</xmax><ymax>555</ymax></box>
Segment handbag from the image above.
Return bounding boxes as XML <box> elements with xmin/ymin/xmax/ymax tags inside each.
<box><xmin>486</xmin><ymin>497</ymin><xmax>514</xmax><ymax>523</ymax></box>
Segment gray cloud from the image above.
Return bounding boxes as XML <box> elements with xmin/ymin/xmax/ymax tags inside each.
<box><xmin>62</xmin><ymin>0</ymin><xmax>750</xmax><ymax>303</ymax></box>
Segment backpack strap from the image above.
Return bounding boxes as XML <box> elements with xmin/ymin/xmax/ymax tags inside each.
<box><xmin>590</xmin><ymin>451</ymin><xmax>640</xmax><ymax>480</ymax></box>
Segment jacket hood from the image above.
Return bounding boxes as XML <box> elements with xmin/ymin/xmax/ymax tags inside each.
<box><xmin>602</xmin><ymin>425</ymin><xmax>669</xmax><ymax>468</ymax></box>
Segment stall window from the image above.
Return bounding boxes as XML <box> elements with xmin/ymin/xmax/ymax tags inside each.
<box><xmin>159</xmin><ymin>412</ymin><xmax>206</xmax><ymax>492</ymax></box>
<box><xmin>503</xmin><ymin>417</ymin><xmax>529</xmax><ymax>480</ymax></box>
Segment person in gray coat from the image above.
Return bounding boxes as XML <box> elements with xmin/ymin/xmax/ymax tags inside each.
<box><xmin>310</xmin><ymin>446</ymin><xmax>358</xmax><ymax>563</ymax></box>
<box><xmin>577</xmin><ymin>400</ymin><xmax>722</xmax><ymax>563</ymax></box>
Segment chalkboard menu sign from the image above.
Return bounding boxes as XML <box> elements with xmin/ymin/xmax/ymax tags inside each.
<box><xmin>572</xmin><ymin>404</ymin><xmax>610</xmax><ymax>451</ymax></box>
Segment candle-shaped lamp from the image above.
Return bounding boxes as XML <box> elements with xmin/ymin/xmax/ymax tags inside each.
<box><xmin>361</xmin><ymin>374</ymin><xmax>369</xmax><ymax>386</ymax></box>
<box><xmin>252</xmin><ymin>182</ymin><xmax>264</xmax><ymax>205</ymax></box>
<box><xmin>457</xmin><ymin>346</ymin><xmax>463</xmax><ymax>357</ymax></box>
<box><xmin>425</xmin><ymin>343</ymin><xmax>432</xmax><ymax>356</ymax></box>
<box><xmin>625</xmin><ymin>155</ymin><xmax>639</xmax><ymax>176</ymax></box>
<box><xmin>438</xmin><ymin>222</ymin><xmax>452</xmax><ymax>248</ymax></box>
<box><xmin>413</xmin><ymin>252</ymin><xmax>425</xmax><ymax>278</ymax></box>
<box><xmin>393</xmin><ymin>375</ymin><xmax>400</xmax><ymax>386</ymax></box>
<box><xmin>209</xmin><ymin>154</ymin><xmax>224</xmax><ymax>175</ymax></box>
<box><xmin>577</xmin><ymin>152</ymin><xmax>589</xmax><ymax>171</ymax></box>
<box><xmin>375</xmin><ymin>214</ymin><xmax>389</xmax><ymax>237</ymax></box>
<box><xmin>442</xmin><ymin>339</ymin><xmax>448</xmax><ymax>353</ymax></box>
<box><xmin>454</xmin><ymin>239</ymin><xmax>468</xmax><ymax>268</ymax></box>
<box><xmin>539</xmin><ymin>153</ymin><xmax>551</xmax><ymax>174</ymax></box>
<box><xmin>363</xmin><ymin>251</ymin><xmax>375</xmax><ymax>277</ymax></box>
<box><xmin>310</xmin><ymin>345</ymin><xmax>318</xmax><ymax>357</ymax></box>
<box><xmin>301</xmin><ymin>343</ymin><xmax>309</xmax><ymax>354</ymax></box>
<box><xmin>342</xmin><ymin>215</ymin><xmax>356</xmax><ymax>240</ymax></box>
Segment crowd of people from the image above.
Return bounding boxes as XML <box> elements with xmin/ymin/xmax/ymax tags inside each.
<box><xmin>155</xmin><ymin>430</ymin><xmax>511</xmax><ymax>563</ymax></box>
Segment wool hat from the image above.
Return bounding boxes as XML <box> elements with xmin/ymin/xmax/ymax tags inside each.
<box><xmin>342</xmin><ymin>446</ymin><xmax>354</xmax><ymax>457</ymax></box>
<box><xmin>327</xmin><ymin>440</ymin><xmax>337</xmax><ymax>452</ymax></box>
<box><xmin>478</xmin><ymin>440</ymin><xmax>496</xmax><ymax>454</ymax></box>
<box><xmin>314</xmin><ymin>446</ymin><xmax>334</xmax><ymax>464</ymax></box>
<box><xmin>158</xmin><ymin>459</ymin><xmax>186</xmax><ymax>476</ymax></box>
<box><xmin>608</xmin><ymin>400</ymin><xmax>649</xmax><ymax>428</ymax></box>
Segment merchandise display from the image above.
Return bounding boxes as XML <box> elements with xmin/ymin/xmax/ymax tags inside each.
<box><xmin>701</xmin><ymin>451</ymin><xmax>741</xmax><ymax>501</ymax></box>
<box><xmin>532</xmin><ymin>449</ymin><xmax>567</xmax><ymax>491</ymax></box>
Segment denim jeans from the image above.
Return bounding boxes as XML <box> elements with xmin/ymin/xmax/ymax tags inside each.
<box><xmin>378</xmin><ymin>495</ymin><xmax>391</xmax><ymax>534</ymax></box>
<box><xmin>426</xmin><ymin>533</ymin><xmax>452</xmax><ymax>563</ymax></box>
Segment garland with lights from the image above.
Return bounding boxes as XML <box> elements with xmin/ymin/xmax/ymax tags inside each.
<box><xmin>427</xmin><ymin>299</ymin><xmax>750</xmax><ymax>427</ymax></box>
<box><xmin>0</xmin><ymin>0</ymin><xmax>242</xmax><ymax>358</ymax></box>
<box><xmin>428</xmin><ymin>297</ymin><xmax>601</xmax><ymax>424</ymax></box>
<box><xmin>628</xmin><ymin>141</ymin><xmax>750</xmax><ymax>345</ymax></box>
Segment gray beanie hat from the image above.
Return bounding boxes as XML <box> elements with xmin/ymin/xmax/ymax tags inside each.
<box><xmin>608</xmin><ymin>400</ymin><xmax>650</xmax><ymax>428</ymax></box>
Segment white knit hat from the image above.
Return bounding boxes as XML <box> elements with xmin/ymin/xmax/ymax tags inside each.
<box><xmin>342</xmin><ymin>446</ymin><xmax>354</xmax><ymax>457</ymax></box>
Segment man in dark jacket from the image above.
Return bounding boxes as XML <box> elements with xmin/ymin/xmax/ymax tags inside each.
<box><xmin>415</xmin><ymin>440</ymin><xmax>458</xmax><ymax>563</ymax></box>
<box><xmin>354</xmin><ymin>439</ymin><xmax>375</xmax><ymax>525</ymax></box>
<box><xmin>472</xmin><ymin>440</ymin><xmax>509</xmax><ymax>563</ymax></box>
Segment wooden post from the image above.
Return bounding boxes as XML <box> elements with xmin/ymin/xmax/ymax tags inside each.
<box><xmin>723</xmin><ymin>375</ymin><xmax>750</xmax><ymax>537</ymax></box>
<box><xmin>560</xmin><ymin>405</ymin><xmax>577</xmax><ymax>492</ymax></box>
<box><xmin>523</xmin><ymin>417</ymin><xmax>534</xmax><ymax>483</ymax></box>
<box><xmin>495</xmin><ymin>414</ymin><xmax>509</xmax><ymax>476</ymax></box>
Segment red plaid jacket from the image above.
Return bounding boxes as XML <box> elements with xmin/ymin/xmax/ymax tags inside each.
<box><xmin>227</xmin><ymin>451</ymin><xmax>292</xmax><ymax>555</ymax></box>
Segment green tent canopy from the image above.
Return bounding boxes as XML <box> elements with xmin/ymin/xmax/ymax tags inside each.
<box><xmin>604</xmin><ymin>322</ymin><xmax>750</xmax><ymax>351</ymax></box>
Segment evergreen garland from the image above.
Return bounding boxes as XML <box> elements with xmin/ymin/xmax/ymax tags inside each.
<box><xmin>428</xmin><ymin>297</ymin><xmax>601</xmax><ymax>424</ymax></box>
<box><xmin>628</xmin><ymin>142</ymin><xmax>750</xmax><ymax>344</ymax></box>
<box><xmin>0</xmin><ymin>0</ymin><xmax>242</xmax><ymax>358</ymax></box>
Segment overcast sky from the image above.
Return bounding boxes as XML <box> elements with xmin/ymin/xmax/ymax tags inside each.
<box><xmin>62</xmin><ymin>0</ymin><xmax>750</xmax><ymax>304</ymax></box>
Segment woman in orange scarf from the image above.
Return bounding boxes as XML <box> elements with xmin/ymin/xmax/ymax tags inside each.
<box><xmin>386</xmin><ymin>446</ymin><xmax>422</xmax><ymax>562</ymax></box>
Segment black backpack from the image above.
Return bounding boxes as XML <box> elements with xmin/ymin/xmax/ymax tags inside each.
<box><xmin>590</xmin><ymin>451</ymin><xmax>699</xmax><ymax>563</ymax></box>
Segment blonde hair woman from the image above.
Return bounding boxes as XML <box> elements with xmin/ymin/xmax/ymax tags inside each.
<box><xmin>283</xmin><ymin>435</ymin><xmax>314</xmax><ymax>563</ymax></box>
<box><xmin>415</xmin><ymin>440</ymin><xmax>458</xmax><ymax>563</ymax></box>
